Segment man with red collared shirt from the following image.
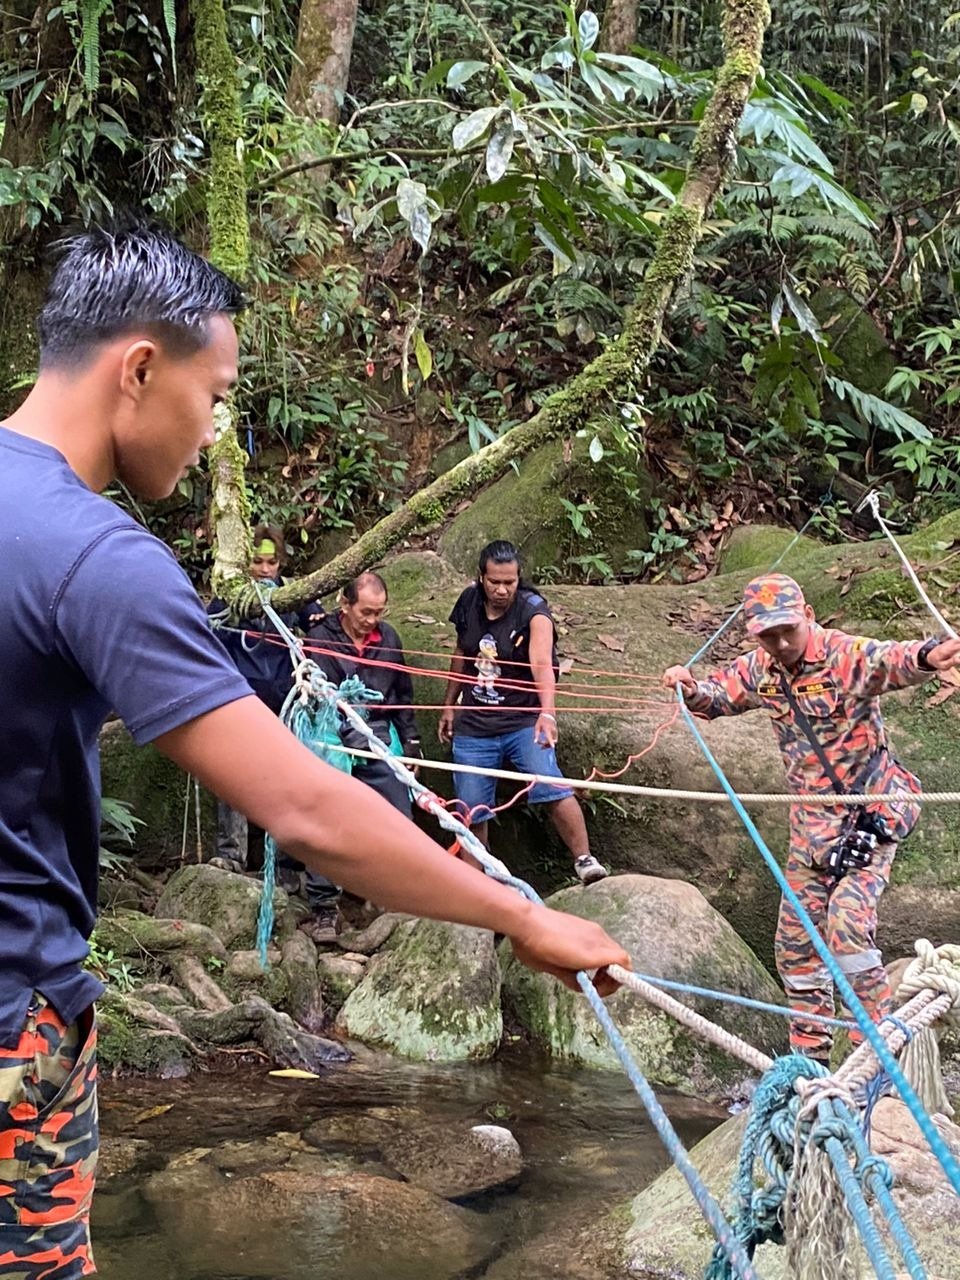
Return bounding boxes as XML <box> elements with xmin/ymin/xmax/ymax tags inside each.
<box><xmin>302</xmin><ymin>572</ymin><xmax>422</xmax><ymax>939</ymax></box>
<box><xmin>663</xmin><ymin>572</ymin><xmax>960</xmax><ymax>1064</ymax></box>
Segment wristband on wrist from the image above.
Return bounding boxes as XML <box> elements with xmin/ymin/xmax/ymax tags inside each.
<box><xmin>918</xmin><ymin>637</ymin><xmax>941</xmax><ymax>671</ymax></box>
<box><xmin>540</xmin><ymin>712</ymin><xmax>557</xmax><ymax>722</ymax></box>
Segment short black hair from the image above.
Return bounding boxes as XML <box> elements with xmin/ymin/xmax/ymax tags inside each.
<box><xmin>38</xmin><ymin>214</ymin><xmax>246</xmax><ymax>369</ymax></box>
<box><xmin>343</xmin><ymin>571</ymin><xmax>388</xmax><ymax>604</ymax></box>
<box><xmin>478</xmin><ymin>540</ymin><xmax>522</xmax><ymax>576</ymax></box>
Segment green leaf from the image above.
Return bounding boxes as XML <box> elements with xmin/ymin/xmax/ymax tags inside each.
<box><xmin>578</xmin><ymin>11</ymin><xmax>600</xmax><ymax>51</ymax></box>
<box><xmin>447</xmin><ymin>60</ymin><xmax>487</xmax><ymax>88</ymax></box>
<box><xmin>766</xmin><ymin>154</ymin><xmax>875</xmax><ymax>227</ymax></box>
<box><xmin>485</xmin><ymin>121</ymin><xmax>515</xmax><ymax>183</ymax></box>
<box><xmin>826</xmin><ymin>377</ymin><xmax>932</xmax><ymax>442</ymax></box>
<box><xmin>396</xmin><ymin>177</ymin><xmax>427</xmax><ymax>222</ymax></box>
<box><xmin>20</xmin><ymin>78</ymin><xmax>47</xmax><ymax>116</ymax></box>
<box><xmin>793</xmin><ymin>72</ymin><xmax>854</xmax><ymax>114</ymax></box>
<box><xmin>595</xmin><ymin>52</ymin><xmax>664</xmax><ymax>99</ymax></box>
<box><xmin>452</xmin><ymin>106</ymin><xmax>499</xmax><ymax>150</ymax></box>
<box><xmin>782</xmin><ymin>280</ymin><xmax>823</xmax><ymax>342</ymax></box>
<box><xmin>741</xmin><ymin>101</ymin><xmax>833</xmax><ymax>171</ymax></box>
<box><xmin>533</xmin><ymin>218</ymin><xmax>575</xmax><ymax>267</ymax></box>
<box><xmin>413</xmin><ymin>329</ymin><xmax>432</xmax><ymax>381</ymax></box>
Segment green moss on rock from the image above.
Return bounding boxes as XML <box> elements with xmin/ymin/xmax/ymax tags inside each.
<box><xmin>438</xmin><ymin>427</ymin><xmax>652</xmax><ymax>579</ymax></box>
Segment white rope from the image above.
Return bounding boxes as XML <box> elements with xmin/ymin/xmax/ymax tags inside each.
<box><xmin>859</xmin><ymin>492</ymin><xmax>958</xmax><ymax>639</ymax></box>
<box><xmin>606</xmin><ymin>964</ymin><xmax>774</xmax><ymax>1074</ymax></box>
<box><xmin>334</xmin><ymin>744</ymin><xmax>960</xmax><ymax>805</ymax></box>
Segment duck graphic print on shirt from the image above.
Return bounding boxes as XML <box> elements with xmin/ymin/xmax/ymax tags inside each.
<box><xmin>472</xmin><ymin>634</ymin><xmax>503</xmax><ymax>702</ymax></box>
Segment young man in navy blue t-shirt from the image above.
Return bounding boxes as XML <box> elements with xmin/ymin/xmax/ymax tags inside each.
<box><xmin>0</xmin><ymin>219</ymin><xmax>628</xmax><ymax>1275</ymax></box>
<box><xmin>439</xmin><ymin>540</ymin><xmax>607</xmax><ymax>885</ymax></box>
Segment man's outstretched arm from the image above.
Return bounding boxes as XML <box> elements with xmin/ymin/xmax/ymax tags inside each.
<box><xmin>156</xmin><ymin>696</ymin><xmax>629</xmax><ymax>993</ymax></box>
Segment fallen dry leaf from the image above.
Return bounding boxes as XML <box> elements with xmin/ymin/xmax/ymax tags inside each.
<box><xmin>558</xmin><ymin>657</ymin><xmax>575</xmax><ymax>676</ymax></box>
<box><xmin>405</xmin><ymin>613</ymin><xmax>437</xmax><ymax>625</ymax></box>
<box><xmin>926</xmin><ymin>668</ymin><xmax>960</xmax><ymax>708</ymax></box>
<box><xmin>268</xmin><ymin>1068</ymin><xmax>321</xmax><ymax>1080</ymax></box>
<box><xmin>596</xmin><ymin>634</ymin><xmax>625</xmax><ymax>652</ymax></box>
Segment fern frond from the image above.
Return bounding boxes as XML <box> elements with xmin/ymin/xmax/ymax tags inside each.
<box><xmin>163</xmin><ymin>0</ymin><xmax>178</xmax><ymax>82</ymax></box>
<box><xmin>796</xmin><ymin>213</ymin><xmax>875</xmax><ymax>249</ymax></box>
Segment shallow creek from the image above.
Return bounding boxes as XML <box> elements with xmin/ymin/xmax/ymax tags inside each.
<box><xmin>94</xmin><ymin>1050</ymin><xmax>726</xmax><ymax>1280</ymax></box>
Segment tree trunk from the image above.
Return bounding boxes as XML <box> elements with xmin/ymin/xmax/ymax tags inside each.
<box><xmin>599</xmin><ymin>0</ymin><xmax>638</xmax><ymax>54</ymax></box>
<box><xmin>260</xmin><ymin>0</ymin><xmax>771</xmax><ymax>614</ymax></box>
<box><xmin>190</xmin><ymin>0</ymin><xmax>254</xmax><ymax>594</ymax></box>
<box><xmin>286</xmin><ymin>0</ymin><xmax>360</xmax><ymax>125</ymax></box>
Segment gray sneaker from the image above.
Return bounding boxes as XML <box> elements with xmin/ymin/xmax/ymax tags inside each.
<box><xmin>300</xmin><ymin>907</ymin><xmax>340</xmax><ymax>944</ymax></box>
<box><xmin>574</xmin><ymin>854</ymin><xmax>608</xmax><ymax>885</ymax></box>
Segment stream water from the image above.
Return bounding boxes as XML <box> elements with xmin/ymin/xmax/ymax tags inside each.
<box><xmin>93</xmin><ymin>1050</ymin><xmax>726</xmax><ymax>1280</ymax></box>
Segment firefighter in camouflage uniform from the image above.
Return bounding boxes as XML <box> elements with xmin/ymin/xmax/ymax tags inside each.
<box><xmin>664</xmin><ymin>573</ymin><xmax>960</xmax><ymax>1064</ymax></box>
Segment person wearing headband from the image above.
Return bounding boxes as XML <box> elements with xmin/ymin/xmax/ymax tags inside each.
<box><xmin>207</xmin><ymin>523</ymin><xmax>322</xmax><ymax>872</ymax></box>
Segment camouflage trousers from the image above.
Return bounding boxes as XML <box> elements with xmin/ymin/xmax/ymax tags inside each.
<box><xmin>0</xmin><ymin>995</ymin><xmax>98</xmax><ymax>1277</ymax></box>
<box><xmin>774</xmin><ymin>841</ymin><xmax>896</xmax><ymax>1061</ymax></box>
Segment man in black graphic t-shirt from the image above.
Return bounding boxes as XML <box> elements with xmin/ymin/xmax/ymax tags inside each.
<box><xmin>439</xmin><ymin>540</ymin><xmax>608</xmax><ymax>885</ymax></box>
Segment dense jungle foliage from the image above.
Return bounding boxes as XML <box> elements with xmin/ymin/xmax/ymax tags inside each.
<box><xmin>1</xmin><ymin>0</ymin><xmax>959</xmax><ymax>584</ymax></box>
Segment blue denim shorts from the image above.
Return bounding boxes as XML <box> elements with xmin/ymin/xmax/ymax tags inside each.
<box><xmin>451</xmin><ymin>726</ymin><xmax>573</xmax><ymax>823</ymax></box>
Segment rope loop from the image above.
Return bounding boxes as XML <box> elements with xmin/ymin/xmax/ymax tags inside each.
<box><xmin>899</xmin><ymin>939</ymin><xmax>960</xmax><ymax>1024</ymax></box>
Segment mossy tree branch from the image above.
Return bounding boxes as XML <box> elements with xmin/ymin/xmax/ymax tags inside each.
<box><xmin>266</xmin><ymin>0</ymin><xmax>771</xmax><ymax>613</ymax></box>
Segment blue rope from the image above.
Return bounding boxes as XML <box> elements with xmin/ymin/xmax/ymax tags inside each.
<box><xmin>677</xmin><ymin>695</ymin><xmax>960</xmax><ymax>1202</ymax></box>
<box><xmin>811</xmin><ymin>1095</ymin><xmax>898</xmax><ymax>1280</ymax></box>
<box><xmin>707</xmin><ymin>1056</ymin><xmax>924</xmax><ymax>1280</ymax></box>
<box><xmin>252</xmin><ymin>596</ymin><xmax>760</xmax><ymax>1280</ymax></box>
<box><xmin>706</xmin><ymin>1054</ymin><xmax>823</xmax><ymax>1277</ymax></box>
<box><xmin>840</xmin><ymin>1097</ymin><xmax>927</xmax><ymax>1279</ymax></box>
<box><xmin>630</xmin><ymin>970</ymin><xmax>859</xmax><ymax>1031</ymax></box>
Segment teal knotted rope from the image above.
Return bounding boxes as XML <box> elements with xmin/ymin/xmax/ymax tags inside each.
<box><xmin>256</xmin><ymin>670</ymin><xmax>385</xmax><ymax>964</ymax></box>
<box><xmin>706</xmin><ymin>1054</ymin><xmax>924</xmax><ymax>1280</ymax></box>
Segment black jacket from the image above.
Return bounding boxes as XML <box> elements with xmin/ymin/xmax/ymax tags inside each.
<box><xmin>306</xmin><ymin>611</ymin><xmax>420</xmax><ymax>749</ymax></box>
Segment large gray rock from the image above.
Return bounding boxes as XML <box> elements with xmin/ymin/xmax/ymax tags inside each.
<box><xmin>335</xmin><ymin>918</ymin><xmax>502</xmax><ymax>1061</ymax></box>
<box><xmin>155</xmin><ymin>863</ymin><xmax>283</xmax><ymax>951</ymax></box>
<box><xmin>501</xmin><ymin>875</ymin><xmax>786</xmax><ymax>1099</ymax></box>
<box><xmin>624</xmin><ymin>1097</ymin><xmax>960</xmax><ymax>1279</ymax></box>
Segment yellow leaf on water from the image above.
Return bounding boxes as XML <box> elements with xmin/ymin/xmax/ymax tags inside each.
<box><xmin>268</xmin><ymin>1068</ymin><xmax>321</xmax><ymax>1080</ymax></box>
<box><xmin>133</xmin><ymin>1104</ymin><xmax>174</xmax><ymax>1124</ymax></box>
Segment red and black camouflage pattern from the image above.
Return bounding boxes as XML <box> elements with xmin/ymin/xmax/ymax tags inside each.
<box><xmin>688</xmin><ymin>622</ymin><xmax>934</xmax><ymax>1056</ymax></box>
<box><xmin>0</xmin><ymin>996</ymin><xmax>97</xmax><ymax>1277</ymax></box>
<box><xmin>775</xmin><ymin>841</ymin><xmax>896</xmax><ymax>1057</ymax></box>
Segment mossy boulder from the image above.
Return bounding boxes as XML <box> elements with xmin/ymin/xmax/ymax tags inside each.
<box><xmin>155</xmin><ymin>864</ymin><xmax>283</xmax><ymax>952</ymax></box>
<box><xmin>810</xmin><ymin>284</ymin><xmax>896</xmax><ymax>398</ymax></box>
<box><xmin>335</xmin><ymin>919</ymin><xmax>502</xmax><ymax>1061</ymax></box>
<box><xmin>437</xmin><ymin>427</ymin><xmax>653</xmax><ymax>580</ymax></box>
<box><xmin>501</xmin><ymin>875</ymin><xmax>786</xmax><ymax>1098</ymax></box>
<box><xmin>99</xmin><ymin>722</ymin><xmax>214</xmax><ymax>863</ymax></box>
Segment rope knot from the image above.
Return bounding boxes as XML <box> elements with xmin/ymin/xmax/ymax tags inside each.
<box><xmin>899</xmin><ymin>938</ymin><xmax>960</xmax><ymax>1022</ymax></box>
